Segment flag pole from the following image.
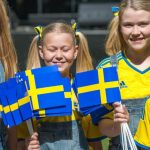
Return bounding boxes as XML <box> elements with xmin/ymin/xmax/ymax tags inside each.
<box><xmin>24</xmin><ymin>81</ymin><xmax>34</xmax><ymax>136</ymax></box>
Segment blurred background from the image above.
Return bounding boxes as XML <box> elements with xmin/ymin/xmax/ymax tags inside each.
<box><xmin>7</xmin><ymin>0</ymin><xmax>120</xmax><ymax>70</ymax></box>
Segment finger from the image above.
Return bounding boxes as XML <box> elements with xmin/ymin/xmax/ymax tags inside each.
<box><xmin>29</xmin><ymin>140</ymin><xmax>40</xmax><ymax>146</ymax></box>
<box><xmin>28</xmin><ymin>145</ymin><xmax>40</xmax><ymax>149</ymax></box>
<box><xmin>114</xmin><ymin>112</ymin><xmax>128</xmax><ymax>119</ymax></box>
<box><xmin>31</xmin><ymin>132</ymin><xmax>39</xmax><ymax>140</ymax></box>
<box><xmin>114</xmin><ymin>118</ymin><xmax>128</xmax><ymax>123</ymax></box>
<box><xmin>113</xmin><ymin>102</ymin><xmax>121</xmax><ymax>107</ymax></box>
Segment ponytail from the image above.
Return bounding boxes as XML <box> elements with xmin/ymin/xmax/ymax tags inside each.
<box><xmin>105</xmin><ymin>17</ymin><xmax>122</xmax><ymax>56</ymax></box>
<box><xmin>26</xmin><ymin>35</ymin><xmax>41</xmax><ymax>69</ymax></box>
<box><xmin>76</xmin><ymin>32</ymin><xmax>93</xmax><ymax>73</ymax></box>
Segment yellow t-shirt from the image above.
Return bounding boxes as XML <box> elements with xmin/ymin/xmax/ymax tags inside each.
<box><xmin>82</xmin><ymin>114</ymin><xmax>105</xmax><ymax>142</ymax></box>
<box><xmin>134</xmin><ymin>98</ymin><xmax>150</xmax><ymax>149</ymax></box>
<box><xmin>97</xmin><ymin>51</ymin><xmax>150</xmax><ymax>119</ymax></box>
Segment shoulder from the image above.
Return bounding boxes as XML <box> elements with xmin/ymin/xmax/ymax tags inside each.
<box><xmin>96</xmin><ymin>51</ymin><xmax>123</xmax><ymax>69</ymax></box>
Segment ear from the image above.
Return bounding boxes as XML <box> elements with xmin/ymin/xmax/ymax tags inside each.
<box><xmin>74</xmin><ymin>45</ymin><xmax>79</xmax><ymax>59</ymax></box>
<box><xmin>39</xmin><ymin>45</ymin><xmax>44</xmax><ymax>59</ymax></box>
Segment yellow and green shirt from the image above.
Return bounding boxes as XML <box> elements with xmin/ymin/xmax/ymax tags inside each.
<box><xmin>97</xmin><ymin>51</ymin><xmax>150</xmax><ymax>119</ymax></box>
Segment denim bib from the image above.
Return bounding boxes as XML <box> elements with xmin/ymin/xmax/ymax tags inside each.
<box><xmin>109</xmin><ymin>97</ymin><xmax>148</xmax><ymax>150</ymax></box>
<box><xmin>37</xmin><ymin>120</ymin><xmax>89</xmax><ymax>150</ymax></box>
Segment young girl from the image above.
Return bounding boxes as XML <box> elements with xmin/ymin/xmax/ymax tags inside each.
<box><xmin>24</xmin><ymin>22</ymin><xmax>128</xmax><ymax>150</ymax></box>
<box><xmin>17</xmin><ymin>22</ymin><xmax>104</xmax><ymax>150</ymax></box>
<box><xmin>96</xmin><ymin>0</ymin><xmax>150</xmax><ymax>149</ymax></box>
<box><xmin>0</xmin><ymin>0</ymin><xmax>18</xmax><ymax>149</ymax></box>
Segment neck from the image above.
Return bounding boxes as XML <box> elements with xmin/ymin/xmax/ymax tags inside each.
<box><xmin>125</xmin><ymin>48</ymin><xmax>150</xmax><ymax>65</ymax></box>
<box><xmin>125</xmin><ymin>48</ymin><xmax>150</xmax><ymax>71</ymax></box>
<box><xmin>61</xmin><ymin>71</ymin><xmax>70</xmax><ymax>78</ymax></box>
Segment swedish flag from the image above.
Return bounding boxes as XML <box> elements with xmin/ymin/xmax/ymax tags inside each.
<box><xmin>0</xmin><ymin>78</ymin><xmax>33</xmax><ymax>127</ymax></box>
<box><xmin>16</xmin><ymin>81</ymin><xmax>33</xmax><ymax>121</ymax></box>
<box><xmin>74</xmin><ymin>66</ymin><xmax>121</xmax><ymax>115</ymax></box>
<box><xmin>0</xmin><ymin>82</ymin><xmax>15</xmax><ymax>127</ymax></box>
<box><xmin>15</xmin><ymin>66</ymin><xmax>72</xmax><ymax>117</ymax></box>
<box><xmin>6</xmin><ymin>78</ymin><xmax>23</xmax><ymax>125</ymax></box>
<box><xmin>33</xmin><ymin>77</ymin><xmax>72</xmax><ymax>117</ymax></box>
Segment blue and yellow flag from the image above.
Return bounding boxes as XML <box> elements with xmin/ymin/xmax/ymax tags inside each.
<box><xmin>0</xmin><ymin>78</ymin><xmax>33</xmax><ymax>127</ymax></box>
<box><xmin>74</xmin><ymin>66</ymin><xmax>121</xmax><ymax>115</ymax></box>
<box><xmin>0</xmin><ymin>82</ymin><xmax>15</xmax><ymax>127</ymax></box>
<box><xmin>6</xmin><ymin>78</ymin><xmax>23</xmax><ymax>125</ymax></box>
<box><xmin>15</xmin><ymin>66</ymin><xmax>72</xmax><ymax>117</ymax></box>
<box><xmin>15</xmin><ymin>66</ymin><xmax>63</xmax><ymax>110</ymax></box>
<box><xmin>33</xmin><ymin>77</ymin><xmax>72</xmax><ymax>117</ymax></box>
<box><xmin>16</xmin><ymin>81</ymin><xmax>33</xmax><ymax>121</ymax></box>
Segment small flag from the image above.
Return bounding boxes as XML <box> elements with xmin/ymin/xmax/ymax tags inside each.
<box><xmin>74</xmin><ymin>66</ymin><xmax>121</xmax><ymax>115</ymax></box>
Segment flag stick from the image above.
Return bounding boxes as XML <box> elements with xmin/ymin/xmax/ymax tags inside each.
<box><xmin>24</xmin><ymin>81</ymin><xmax>34</xmax><ymax>136</ymax></box>
<box><xmin>26</xmin><ymin>119</ymin><xmax>34</xmax><ymax>135</ymax></box>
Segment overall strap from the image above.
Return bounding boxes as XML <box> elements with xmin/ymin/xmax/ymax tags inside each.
<box><xmin>110</xmin><ymin>54</ymin><xmax>118</xmax><ymax>68</ymax></box>
<box><xmin>0</xmin><ymin>61</ymin><xmax>5</xmax><ymax>83</ymax></box>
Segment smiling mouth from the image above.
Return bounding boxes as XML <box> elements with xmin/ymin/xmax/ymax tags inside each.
<box><xmin>130</xmin><ymin>38</ymin><xmax>144</xmax><ymax>42</ymax></box>
<box><xmin>53</xmin><ymin>62</ymin><xmax>65</xmax><ymax>66</ymax></box>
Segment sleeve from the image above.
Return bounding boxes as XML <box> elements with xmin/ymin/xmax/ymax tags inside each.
<box><xmin>96</xmin><ymin>57</ymin><xmax>111</xmax><ymax>69</ymax></box>
<box><xmin>82</xmin><ymin>115</ymin><xmax>106</xmax><ymax>142</ymax></box>
<box><xmin>17</xmin><ymin>122</ymin><xmax>30</xmax><ymax>139</ymax></box>
<box><xmin>134</xmin><ymin>98</ymin><xmax>150</xmax><ymax>149</ymax></box>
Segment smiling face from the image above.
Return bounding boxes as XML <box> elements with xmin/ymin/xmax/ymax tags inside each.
<box><xmin>120</xmin><ymin>8</ymin><xmax>150</xmax><ymax>54</ymax></box>
<box><xmin>39</xmin><ymin>32</ymin><xmax>78</xmax><ymax>77</ymax></box>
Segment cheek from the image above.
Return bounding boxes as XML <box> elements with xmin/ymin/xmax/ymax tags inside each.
<box><xmin>66</xmin><ymin>53</ymin><xmax>75</xmax><ymax>63</ymax></box>
<box><xmin>42</xmin><ymin>51</ymin><xmax>54</xmax><ymax>61</ymax></box>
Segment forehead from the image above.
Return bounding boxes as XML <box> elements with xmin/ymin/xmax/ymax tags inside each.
<box><xmin>121</xmin><ymin>8</ymin><xmax>150</xmax><ymax>23</ymax></box>
<box><xmin>43</xmin><ymin>32</ymin><xmax>73</xmax><ymax>44</ymax></box>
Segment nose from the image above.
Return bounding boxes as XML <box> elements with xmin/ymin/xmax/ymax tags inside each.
<box><xmin>55</xmin><ymin>50</ymin><xmax>63</xmax><ymax>60</ymax></box>
<box><xmin>131</xmin><ymin>25</ymin><xmax>141</xmax><ymax>36</ymax></box>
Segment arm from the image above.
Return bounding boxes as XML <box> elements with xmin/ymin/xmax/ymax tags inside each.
<box><xmin>98</xmin><ymin>102</ymin><xmax>129</xmax><ymax>137</ymax></box>
<box><xmin>7</xmin><ymin>127</ymin><xmax>17</xmax><ymax>150</ymax></box>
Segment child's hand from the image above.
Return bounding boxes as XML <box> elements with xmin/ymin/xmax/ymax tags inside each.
<box><xmin>25</xmin><ymin>132</ymin><xmax>40</xmax><ymax>150</ymax></box>
<box><xmin>113</xmin><ymin>102</ymin><xmax>129</xmax><ymax>124</ymax></box>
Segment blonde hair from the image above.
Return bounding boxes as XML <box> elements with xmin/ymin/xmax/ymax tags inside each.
<box><xmin>26</xmin><ymin>22</ymin><xmax>93</xmax><ymax>73</ymax></box>
<box><xmin>0</xmin><ymin>0</ymin><xmax>17</xmax><ymax>79</ymax></box>
<box><xmin>105</xmin><ymin>0</ymin><xmax>150</xmax><ymax>55</ymax></box>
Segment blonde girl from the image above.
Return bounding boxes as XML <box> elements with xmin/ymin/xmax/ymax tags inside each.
<box><xmin>0</xmin><ymin>0</ymin><xmax>18</xmax><ymax>149</ymax></box>
<box><xmin>96</xmin><ymin>0</ymin><xmax>150</xmax><ymax>149</ymax></box>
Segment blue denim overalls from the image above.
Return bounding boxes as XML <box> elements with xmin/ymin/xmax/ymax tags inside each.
<box><xmin>108</xmin><ymin>55</ymin><xmax>147</xmax><ymax>150</ymax></box>
<box><xmin>37</xmin><ymin>120</ymin><xmax>89</xmax><ymax>150</ymax></box>
<box><xmin>0</xmin><ymin>61</ymin><xmax>6</xmax><ymax>150</ymax></box>
<box><xmin>109</xmin><ymin>98</ymin><xmax>148</xmax><ymax>150</ymax></box>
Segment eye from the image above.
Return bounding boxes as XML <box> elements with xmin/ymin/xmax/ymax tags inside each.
<box><xmin>139</xmin><ymin>22</ymin><xmax>149</xmax><ymax>27</ymax></box>
<box><xmin>47</xmin><ymin>48</ymin><xmax>56</xmax><ymax>52</ymax></box>
<box><xmin>62</xmin><ymin>47</ymin><xmax>70</xmax><ymax>52</ymax></box>
<box><xmin>122</xmin><ymin>23</ymin><xmax>133</xmax><ymax>28</ymax></box>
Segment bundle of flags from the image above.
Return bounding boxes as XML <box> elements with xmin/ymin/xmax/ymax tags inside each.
<box><xmin>0</xmin><ymin>78</ymin><xmax>32</xmax><ymax>127</ymax></box>
<box><xmin>15</xmin><ymin>65</ymin><xmax>72</xmax><ymax>118</ymax></box>
<box><xmin>74</xmin><ymin>66</ymin><xmax>121</xmax><ymax>116</ymax></box>
<box><xmin>0</xmin><ymin>65</ymin><xmax>72</xmax><ymax>128</ymax></box>
<box><xmin>0</xmin><ymin>65</ymin><xmax>121</xmax><ymax>128</ymax></box>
